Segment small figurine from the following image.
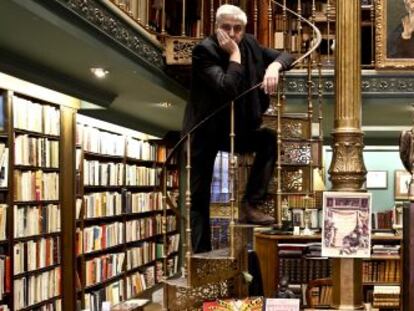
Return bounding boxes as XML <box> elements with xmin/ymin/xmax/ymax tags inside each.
<box><xmin>276</xmin><ymin>276</ymin><xmax>296</xmax><ymax>299</ymax></box>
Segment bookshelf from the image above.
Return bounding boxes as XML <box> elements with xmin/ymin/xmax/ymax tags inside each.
<box><xmin>255</xmin><ymin>232</ymin><xmax>403</xmax><ymax>310</ymax></box>
<box><xmin>75</xmin><ymin>116</ymin><xmax>180</xmax><ymax>310</ymax></box>
<box><xmin>0</xmin><ymin>91</ymin><xmax>74</xmax><ymax>311</ymax></box>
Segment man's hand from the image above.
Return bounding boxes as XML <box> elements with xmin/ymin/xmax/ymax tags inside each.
<box><xmin>262</xmin><ymin>62</ymin><xmax>282</xmax><ymax>95</ymax></box>
<box><xmin>401</xmin><ymin>15</ymin><xmax>414</xmax><ymax>39</ymax></box>
<box><xmin>217</xmin><ymin>29</ymin><xmax>241</xmax><ymax>63</ymax></box>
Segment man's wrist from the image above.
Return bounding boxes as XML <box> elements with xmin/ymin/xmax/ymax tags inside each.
<box><xmin>270</xmin><ymin>61</ymin><xmax>283</xmax><ymax>72</ymax></box>
<box><xmin>230</xmin><ymin>50</ymin><xmax>241</xmax><ymax>63</ymax></box>
<box><xmin>401</xmin><ymin>31</ymin><xmax>412</xmax><ymax>40</ymax></box>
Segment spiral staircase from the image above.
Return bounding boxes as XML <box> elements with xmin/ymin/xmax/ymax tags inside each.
<box><xmin>106</xmin><ymin>1</ymin><xmax>323</xmax><ymax>310</ymax></box>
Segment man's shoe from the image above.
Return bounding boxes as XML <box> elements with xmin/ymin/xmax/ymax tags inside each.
<box><xmin>245</xmin><ymin>207</ymin><xmax>274</xmax><ymax>226</ymax></box>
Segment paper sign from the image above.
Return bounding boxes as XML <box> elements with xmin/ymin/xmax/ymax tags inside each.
<box><xmin>265</xmin><ymin>298</ymin><xmax>300</xmax><ymax>311</ymax></box>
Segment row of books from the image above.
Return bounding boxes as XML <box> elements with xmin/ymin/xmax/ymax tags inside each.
<box><xmin>362</xmin><ymin>260</ymin><xmax>400</xmax><ymax>283</ymax></box>
<box><xmin>76</xmin><ymin>123</ymin><xmax>167</xmax><ymax>162</ymax></box>
<box><xmin>83</xmin><ymin>192</ymin><xmax>123</xmax><ymax>219</ymax></box>
<box><xmin>84</xmin><ymin>280</ymin><xmax>123</xmax><ymax>311</ymax></box>
<box><xmin>76</xmin><ymin>124</ymin><xmax>125</xmax><ymax>156</ymax></box>
<box><xmin>127</xmin><ymin>242</ymin><xmax>164</xmax><ymax>271</ymax></box>
<box><xmin>13</xmin><ymin>267</ymin><xmax>61</xmax><ymax>310</ymax></box>
<box><xmin>125</xmin><ymin>216</ymin><xmax>163</xmax><ymax>242</ymax></box>
<box><xmin>13</xmin><ymin>96</ymin><xmax>60</xmax><ymax>136</ymax></box>
<box><xmin>286</xmin><ymin>195</ymin><xmax>318</xmax><ymax>209</ymax></box>
<box><xmin>166</xmin><ymin>170</ymin><xmax>179</xmax><ymax>188</ymax></box>
<box><xmin>14</xmin><ymin>204</ymin><xmax>60</xmax><ymax>238</ymax></box>
<box><xmin>166</xmin><ymin>256</ymin><xmax>179</xmax><ymax>277</ymax></box>
<box><xmin>124</xmin><ymin>191</ymin><xmax>164</xmax><ymax>214</ymax></box>
<box><xmin>85</xmin><ymin>252</ymin><xmax>125</xmax><ymax>287</ymax></box>
<box><xmin>82</xmin><ymin>222</ymin><xmax>124</xmax><ymax>254</ymax></box>
<box><xmin>126</xmin><ymin>137</ymin><xmax>164</xmax><ymax>162</ymax></box>
<box><xmin>372</xmin><ymin>244</ymin><xmax>400</xmax><ymax>256</ymax></box>
<box><xmin>373</xmin><ymin>285</ymin><xmax>400</xmax><ymax>308</ymax></box>
<box><xmin>13</xmin><ymin>237</ymin><xmax>60</xmax><ymax>274</ymax></box>
<box><xmin>80</xmin><ymin>190</ymin><xmax>176</xmax><ymax>219</ymax></box>
<box><xmin>14</xmin><ymin>171</ymin><xmax>59</xmax><ymax>201</ymax></box>
<box><xmin>83</xmin><ymin>161</ymin><xmax>124</xmax><ymax>186</ymax></box>
<box><xmin>14</xmin><ymin>135</ymin><xmax>59</xmax><ymax>168</ymax></box>
<box><xmin>278</xmin><ymin>257</ymin><xmax>332</xmax><ymax>284</ymax></box>
<box><xmin>125</xmin><ymin>165</ymin><xmax>161</xmax><ymax>186</ymax></box>
<box><xmin>125</xmin><ymin>264</ymin><xmax>161</xmax><ymax>300</ymax></box>
<box><xmin>82</xmin><ymin>161</ymin><xmax>176</xmax><ymax>187</ymax></box>
<box><xmin>372</xmin><ymin>209</ymin><xmax>394</xmax><ymax>230</ymax></box>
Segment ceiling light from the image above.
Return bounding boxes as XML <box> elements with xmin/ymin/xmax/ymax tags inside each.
<box><xmin>90</xmin><ymin>67</ymin><xmax>109</xmax><ymax>79</ymax></box>
<box><xmin>159</xmin><ymin>102</ymin><xmax>172</xmax><ymax>108</ymax></box>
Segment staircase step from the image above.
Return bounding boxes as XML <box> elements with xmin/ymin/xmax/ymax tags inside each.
<box><xmin>191</xmin><ymin>247</ymin><xmax>229</xmax><ymax>259</ymax></box>
<box><xmin>164</xmin><ymin>276</ymin><xmax>235</xmax><ymax>310</ymax></box>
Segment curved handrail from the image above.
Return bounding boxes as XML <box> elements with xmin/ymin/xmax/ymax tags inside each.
<box><xmin>163</xmin><ymin>3</ymin><xmax>321</xmax><ymax>168</ymax></box>
<box><xmin>161</xmin><ymin>0</ymin><xmax>323</xmax><ymax>211</ymax></box>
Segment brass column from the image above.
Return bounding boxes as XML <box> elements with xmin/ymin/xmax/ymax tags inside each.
<box><xmin>328</xmin><ymin>0</ymin><xmax>366</xmax><ymax>309</ymax></box>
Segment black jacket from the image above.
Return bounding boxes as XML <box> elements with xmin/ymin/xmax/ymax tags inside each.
<box><xmin>182</xmin><ymin>33</ymin><xmax>295</xmax><ymax>137</ymax></box>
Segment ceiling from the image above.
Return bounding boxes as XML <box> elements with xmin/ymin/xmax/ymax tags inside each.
<box><xmin>0</xmin><ymin>0</ymin><xmax>413</xmax><ymax>144</ymax></box>
<box><xmin>0</xmin><ymin>0</ymin><xmax>188</xmax><ymax>137</ymax></box>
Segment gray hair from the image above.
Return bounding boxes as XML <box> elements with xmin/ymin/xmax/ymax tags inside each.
<box><xmin>216</xmin><ymin>4</ymin><xmax>247</xmax><ymax>26</ymax></box>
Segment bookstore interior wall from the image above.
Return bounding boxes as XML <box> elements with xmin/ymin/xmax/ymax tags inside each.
<box><xmin>0</xmin><ymin>73</ymin><xmax>181</xmax><ymax>311</ymax></box>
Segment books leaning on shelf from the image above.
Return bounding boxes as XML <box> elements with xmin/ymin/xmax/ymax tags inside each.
<box><xmin>84</xmin><ymin>280</ymin><xmax>124</xmax><ymax>311</ymax></box>
<box><xmin>13</xmin><ymin>267</ymin><xmax>61</xmax><ymax>310</ymax></box>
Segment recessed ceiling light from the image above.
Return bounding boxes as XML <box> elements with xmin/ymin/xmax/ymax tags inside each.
<box><xmin>90</xmin><ymin>67</ymin><xmax>109</xmax><ymax>79</ymax></box>
<box><xmin>159</xmin><ymin>102</ymin><xmax>172</xmax><ymax>108</ymax></box>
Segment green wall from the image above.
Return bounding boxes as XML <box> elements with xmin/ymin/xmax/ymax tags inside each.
<box><xmin>324</xmin><ymin>147</ymin><xmax>406</xmax><ymax>212</ymax></box>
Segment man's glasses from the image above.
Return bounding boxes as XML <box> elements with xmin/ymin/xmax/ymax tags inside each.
<box><xmin>219</xmin><ymin>24</ymin><xmax>244</xmax><ymax>33</ymax></box>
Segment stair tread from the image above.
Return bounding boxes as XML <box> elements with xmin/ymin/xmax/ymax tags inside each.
<box><xmin>163</xmin><ymin>276</ymin><xmax>189</xmax><ymax>288</ymax></box>
<box><xmin>192</xmin><ymin>247</ymin><xmax>231</xmax><ymax>259</ymax></box>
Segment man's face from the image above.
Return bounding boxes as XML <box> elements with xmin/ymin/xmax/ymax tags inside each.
<box><xmin>405</xmin><ymin>0</ymin><xmax>414</xmax><ymax>13</ymax></box>
<box><xmin>216</xmin><ymin>16</ymin><xmax>245</xmax><ymax>44</ymax></box>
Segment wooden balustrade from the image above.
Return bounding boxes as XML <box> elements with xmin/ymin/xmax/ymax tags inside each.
<box><xmin>108</xmin><ymin>0</ymin><xmax>376</xmax><ymax>68</ymax></box>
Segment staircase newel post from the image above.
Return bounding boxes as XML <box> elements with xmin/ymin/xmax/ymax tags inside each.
<box><xmin>229</xmin><ymin>101</ymin><xmax>236</xmax><ymax>259</ymax></box>
<box><xmin>185</xmin><ymin>134</ymin><xmax>192</xmax><ymax>285</ymax></box>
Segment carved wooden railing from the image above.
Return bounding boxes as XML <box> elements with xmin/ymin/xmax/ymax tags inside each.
<box><xmin>108</xmin><ymin>0</ymin><xmax>376</xmax><ymax>68</ymax></box>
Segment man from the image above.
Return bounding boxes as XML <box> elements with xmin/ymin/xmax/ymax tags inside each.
<box><xmin>182</xmin><ymin>4</ymin><xmax>294</xmax><ymax>253</ymax></box>
<box><xmin>388</xmin><ymin>0</ymin><xmax>414</xmax><ymax>58</ymax></box>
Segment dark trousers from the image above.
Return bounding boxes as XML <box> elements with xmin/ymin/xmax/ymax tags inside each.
<box><xmin>189</xmin><ymin>127</ymin><xmax>276</xmax><ymax>253</ymax></box>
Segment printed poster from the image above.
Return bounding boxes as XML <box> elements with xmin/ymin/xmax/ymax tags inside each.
<box><xmin>322</xmin><ymin>192</ymin><xmax>371</xmax><ymax>258</ymax></box>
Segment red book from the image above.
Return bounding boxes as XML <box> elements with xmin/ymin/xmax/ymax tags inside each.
<box><xmin>4</xmin><ymin>256</ymin><xmax>10</xmax><ymax>293</ymax></box>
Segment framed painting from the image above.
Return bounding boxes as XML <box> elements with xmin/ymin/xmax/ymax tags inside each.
<box><xmin>366</xmin><ymin>170</ymin><xmax>388</xmax><ymax>189</ymax></box>
<box><xmin>375</xmin><ymin>0</ymin><xmax>414</xmax><ymax>68</ymax></box>
<box><xmin>394</xmin><ymin>169</ymin><xmax>412</xmax><ymax>199</ymax></box>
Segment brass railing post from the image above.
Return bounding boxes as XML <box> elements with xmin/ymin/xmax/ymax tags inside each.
<box><xmin>185</xmin><ymin>134</ymin><xmax>192</xmax><ymax>285</ymax></box>
<box><xmin>229</xmin><ymin>101</ymin><xmax>236</xmax><ymax>259</ymax></box>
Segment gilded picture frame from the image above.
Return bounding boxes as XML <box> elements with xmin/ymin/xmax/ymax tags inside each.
<box><xmin>394</xmin><ymin>169</ymin><xmax>412</xmax><ymax>200</ymax></box>
<box><xmin>375</xmin><ymin>0</ymin><xmax>414</xmax><ymax>69</ymax></box>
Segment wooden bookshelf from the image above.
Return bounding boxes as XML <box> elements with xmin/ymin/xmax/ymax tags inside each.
<box><xmin>255</xmin><ymin>232</ymin><xmax>403</xmax><ymax>310</ymax></box>
<box><xmin>75</xmin><ymin>116</ymin><xmax>180</xmax><ymax>309</ymax></box>
<box><xmin>8</xmin><ymin>92</ymin><xmax>64</xmax><ymax>311</ymax></box>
